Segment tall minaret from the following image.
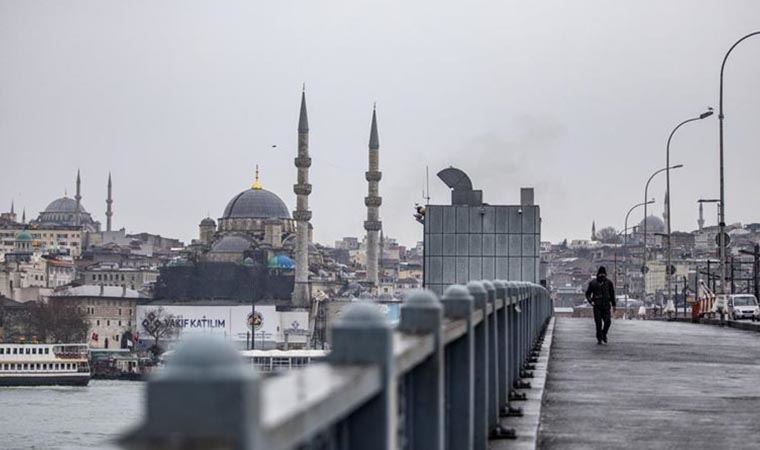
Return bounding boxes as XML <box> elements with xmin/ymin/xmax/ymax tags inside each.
<box><xmin>106</xmin><ymin>172</ymin><xmax>113</xmax><ymax>232</ymax></box>
<box><xmin>292</xmin><ymin>89</ymin><xmax>312</xmax><ymax>308</ymax></box>
<box><xmin>698</xmin><ymin>201</ymin><xmax>705</xmax><ymax>231</ymax></box>
<box><xmin>364</xmin><ymin>105</ymin><xmax>382</xmax><ymax>286</ymax></box>
<box><xmin>21</xmin><ymin>208</ymin><xmax>25</xmax><ymax>224</ymax></box>
<box><xmin>10</xmin><ymin>200</ymin><xmax>14</xmax><ymax>215</ymax></box>
<box><xmin>591</xmin><ymin>221</ymin><xmax>596</xmax><ymax>241</ymax></box>
<box><xmin>75</xmin><ymin>169</ymin><xmax>82</xmax><ymax>227</ymax></box>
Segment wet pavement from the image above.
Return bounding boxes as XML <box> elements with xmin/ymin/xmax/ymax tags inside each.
<box><xmin>538</xmin><ymin>318</ymin><xmax>760</xmax><ymax>450</ymax></box>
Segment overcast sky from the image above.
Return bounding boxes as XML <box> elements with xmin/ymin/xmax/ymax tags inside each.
<box><xmin>2</xmin><ymin>1</ymin><xmax>759</xmax><ymax>247</ymax></box>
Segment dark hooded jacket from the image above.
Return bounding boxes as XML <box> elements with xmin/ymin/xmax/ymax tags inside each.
<box><xmin>585</xmin><ymin>268</ymin><xmax>616</xmax><ymax>310</ymax></box>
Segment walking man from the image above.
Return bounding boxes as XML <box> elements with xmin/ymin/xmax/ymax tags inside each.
<box><xmin>586</xmin><ymin>266</ymin><xmax>616</xmax><ymax>344</ymax></box>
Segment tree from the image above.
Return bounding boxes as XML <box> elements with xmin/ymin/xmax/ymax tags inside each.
<box><xmin>596</xmin><ymin>227</ymin><xmax>621</xmax><ymax>244</ymax></box>
<box><xmin>25</xmin><ymin>301</ymin><xmax>89</xmax><ymax>343</ymax></box>
<box><xmin>140</xmin><ymin>307</ymin><xmax>179</xmax><ymax>357</ymax></box>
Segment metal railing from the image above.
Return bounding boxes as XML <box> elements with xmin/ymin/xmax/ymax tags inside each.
<box><xmin>120</xmin><ymin>280</ymin><xmax>552</xmax><ymax>450</ymax></box>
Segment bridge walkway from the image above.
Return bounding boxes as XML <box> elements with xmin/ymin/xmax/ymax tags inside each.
<box><xmin>538</xmin><ymin>318</ymin><xmax>760</xmax><ymax>450</ymax></box>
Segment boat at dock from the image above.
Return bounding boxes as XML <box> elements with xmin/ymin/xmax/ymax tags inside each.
<box><xmin>0</xmin><ymin>343</ymin><xmax>90</xmax><ymax>386</ymax></box>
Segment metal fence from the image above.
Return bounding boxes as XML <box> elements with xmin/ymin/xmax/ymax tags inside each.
<box><xmin>120</xmin><ymin>280</ymin><xmax>552</xmax><ymax>450</ymax></box>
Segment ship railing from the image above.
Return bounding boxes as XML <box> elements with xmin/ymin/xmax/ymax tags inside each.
<box><xmin>119</xmin><ymin>281</ymin><xmax>552</xmax><ymax>450</ymax></box>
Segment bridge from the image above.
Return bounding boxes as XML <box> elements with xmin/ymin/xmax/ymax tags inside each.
<box><xmin>119</xmin><ymin>281</ymin><xmax>760</xmax><ymax>450</ymax></box>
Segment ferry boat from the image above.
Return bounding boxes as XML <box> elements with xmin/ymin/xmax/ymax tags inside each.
<box><xmin>0</xmin><ymin>343</ymin><xmax>91</xmax><ymax>386</ymax></box>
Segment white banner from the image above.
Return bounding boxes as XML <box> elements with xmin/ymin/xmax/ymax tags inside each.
<box><xmin>136</xmin><ymin>305</ymin><xmax>308</xmax><ymax>344</ymax></box>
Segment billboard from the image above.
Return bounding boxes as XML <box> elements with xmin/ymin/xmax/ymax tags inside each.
<box><xmin>136</xmin><ymin>304</ymin><xmax>308</xmax><ymax>346</ymax></box>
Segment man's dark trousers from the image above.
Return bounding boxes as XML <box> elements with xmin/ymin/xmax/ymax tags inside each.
<box><xmin>593</xmin><ymin>307</ymin><xmax>611</xmax><ymax>342</ymax></box>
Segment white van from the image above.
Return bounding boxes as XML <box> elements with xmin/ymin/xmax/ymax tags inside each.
<box><xmin>728</xmin><ymin>294</ymin><xmax>759</xmax><ymax>321</ymax></box>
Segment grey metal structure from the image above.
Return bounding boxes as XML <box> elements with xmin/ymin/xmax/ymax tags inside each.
<box><xmin>120</xmin><ymin>281</ymin><xmax>552</xmax><ymax>450</ymax></box>
<box><xmin>424</xmin><ymin>202</ymin><xmax>541</xmax><ymax>296</ymax></box>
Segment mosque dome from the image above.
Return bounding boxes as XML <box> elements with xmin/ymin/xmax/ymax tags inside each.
<box><xmin>267</xmin><ymin>254</ymin><xmax>295</xmax><ymax>269</ymax></box>
<box><xmin>210</xmin><ymin>235</ymin><xmax>253</xmax><ymax>253</ymax></box>
<box><xmin>16</xmin><ymin>230</ymin><xmax>32</xmax><ymax>241</ymax></box>
<box><xmin>222</xmin><ymin>188</ymin><xmax>291</xmax><ymax>220</ymax></box>
<box><xmin>44</xmin><ymin>197</ymin><xmax>85</xmax><ymax>213</ymax></box>
<box><xmin>638</xmin><ymin>215</ymin><xmax>665</xmax><ymax>233</ymax></box>
<box><xmin>200</xmin><ymin>217</ymin><xmax>216</xmax><ymax>227</ymax></box>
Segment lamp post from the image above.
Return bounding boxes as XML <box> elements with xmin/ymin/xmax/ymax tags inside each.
<box><xmin>718</xmin><ymin>31</ymin><xmax>760</xmax><ymax>296</ymax></box>
<box><xmin>625</xmin><ymin>199</ymin><xmax>654</xmax><ymax>318</ymax></box>
<box><xmin>243</xmin><ymin>257</ymin><xmax>256</xmax><ymax>350</ymax></box>
<box><xmin>665</xmin><ymin>109</ymin><xmax>713</xmax><ymax>317</ymax></box>
<box><xmin>643</xmin><ymin>164</ymin><xmax>683</xmax><ymax>308</ymax></box>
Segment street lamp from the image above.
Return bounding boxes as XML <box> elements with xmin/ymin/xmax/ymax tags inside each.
<box><xmin>643</xmin><ymin>164</ymin><xmax>683</xmax><ymax>306</ymax></box>
<box><xmin>718</xmin><ymin>31</ymin><xmax>760</xmax><ymax>296</ymax></box>
<box><xmin>665</xmin><ymin>109</ymin><xmax>713</xmax><ymax>318</ymax></box>
<box><xmin>624</xmin><ymin>199</ymin><xmax>654</xmax><ymax>318</ymax></box>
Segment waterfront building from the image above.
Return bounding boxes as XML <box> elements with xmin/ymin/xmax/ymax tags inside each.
<box><xmin>49</xmin><ymin>285</ymin><xmax>142</xmax><ymax>350</ymax></box>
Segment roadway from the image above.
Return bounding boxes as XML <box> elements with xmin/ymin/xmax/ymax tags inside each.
<box><xmin>538</xmin><ymin>318</ymin><xmax>760</xmax><ymax>449</ymax></box>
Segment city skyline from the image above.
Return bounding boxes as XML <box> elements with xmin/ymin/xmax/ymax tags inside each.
<box><xmin>2</xmin><ymin>1</ymin><xmax>760</xmax><ymax>247</ymax></box>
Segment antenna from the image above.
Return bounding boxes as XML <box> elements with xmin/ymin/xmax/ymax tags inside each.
<box><xmin>424</xmin><ymin>166</ymin><xmax>431</xmax><ymax>204</ymax></box>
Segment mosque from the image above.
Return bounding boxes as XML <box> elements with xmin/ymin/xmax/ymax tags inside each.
<box><xmin>195</xmin><ymin>166</ymin><xmax>305</xmax><ymax>268</ymax></box>
<box><xmin>30</xmin><ymin>170</ymin><xmax>104</xmax><ymax>233</ymax></box>
<box><xmin>156</xmin><ymin>90</ymin><xmax>383</xmax><ymax>308</ymax></box>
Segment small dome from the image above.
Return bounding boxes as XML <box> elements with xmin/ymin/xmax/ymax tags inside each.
<box><xmin>210</xmin><ymin>235</ymin><xmax>252</xmax><ymax>253</ymax></box>
<box><xmin>44</xmin><ymin>197</ymin><xmax>85</xmax><ymax>214</ymax></box>
<box><xmin>200</xmin><ymin>217</ymin><xmax>216</xmax><ymax>227</ymax></box>
<box><xmin>16</xmin><ymin>230</ymin><xmax>32</xmax><ymax>241</ymax></box>
<box><xmin>638</xmin><ymin>215</ymin><xmax>665</xmax><ymax>233</ymax></box>
<box><xmin>267</xmin><ymin>254</ymin><xmax>295</xmax><ymax>269</ymax></box>
<box><xmin>222</xmin><ymin>188</ymin><xmax>290</xmax><ymax>220</ymax></box>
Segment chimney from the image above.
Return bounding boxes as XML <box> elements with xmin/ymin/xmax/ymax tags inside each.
<box><xmin>521</xmin><ymin>188</ymin><xmax>535</xmax><ymax>206</ymax></box>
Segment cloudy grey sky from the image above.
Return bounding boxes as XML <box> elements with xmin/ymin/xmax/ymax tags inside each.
<box><xmin>2</xmin><ymin>1</ymin><xmax>759</xmax><ymax>247</ymax></box>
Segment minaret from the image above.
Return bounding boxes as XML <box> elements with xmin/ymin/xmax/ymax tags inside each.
<box><xmin>106</xmin><ymin>172</ymin><xmax>113</xmax><ymax>232</ymax></box>
<box><xmin>591</xmin><ymin>221</ymin><xmax>596</xmax><ymax>241</ymax></box>
<box><xmin>21</xmin><ymin>208</ymin><xmax>26</xmax><ymax>224</ymax></box>
<box><xmin>698</xmin><ymin>202</ymin><xmax>705</xmax><ymax>231</ymax></box>
<box><xmin>364</xmin><ymin>105</ymin><xmax>382</xmax><ymax>286</ymax></box>
<box><xmin>75</xmin><ymin>169</ymin><xmax>82</xmax><ymax>227</ymax></box>
<box><xmin>292</xmin><ymin>89</ymin><xmax>312</xmax><ymax>308</ymax></box>
<box><xmin>10</xmin><ymin>200</ymin><xmax>14</xmax><ymax>215</ymax></box>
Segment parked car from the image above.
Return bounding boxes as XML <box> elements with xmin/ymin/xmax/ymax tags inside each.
<box><xmin>728</xmin><ymin>294</ymin><xmax>759</xmax><ymax>321</ymax></box>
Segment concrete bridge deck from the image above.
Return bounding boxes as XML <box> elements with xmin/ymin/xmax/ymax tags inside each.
<box><xmin>538</xmin><ymin>318</ymin><xmax>760</xmax><ymax>450</ymax></box>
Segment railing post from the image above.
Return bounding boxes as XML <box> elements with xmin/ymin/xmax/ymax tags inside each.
<box><xmin>506</xmin><ymin>281</ymin><xmax>518</xmax><ymax>396</ymax></box>
<box><xmin>493</xmin><ymin>280</ymin><xmax>508</xmax><ymax>409</ymax></box>
<box><xmin>118</xmin><ymin>336</ymin><xmax>262</xmax><ymax>449</ymax></box>
<box><xmin>329</xmin><ymin>303</ymin><xmax>396</xmax><ymax>450</ymax></box>
<box><xmin>481</xmin><ymin>282</ymin><xmax>498</xmax><ymax>432</ymax></box>
<box><xmin>441</xmin><ymin>284</ymin><xmax>474</xmax><ymax>450</ymax></box>
<box><xmin>399</xmin><ymin>290</ymin><xmax>444</xmax><ymax>450</ymax></box>
<box><xmin>466</xmin><ymin>281</ymin><xmax>489</xmax><ymax>450</ymax></box>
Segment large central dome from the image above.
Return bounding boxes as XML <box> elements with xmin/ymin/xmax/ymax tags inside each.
<box><xmin>44</xmin><ymin>197</ymin><xmax>86</xmax><ymax>213</ymax></box>
<box><xmin>222</xmin><ymin>188</ymin><xmax>291</xmax><ymax>220</ymax></box>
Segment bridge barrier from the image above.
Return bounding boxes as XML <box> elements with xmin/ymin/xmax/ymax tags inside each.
<box><xmin>119</xmin><ymin>281</ymin><xmax>552</xmax><ymax>450</ymax></box>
